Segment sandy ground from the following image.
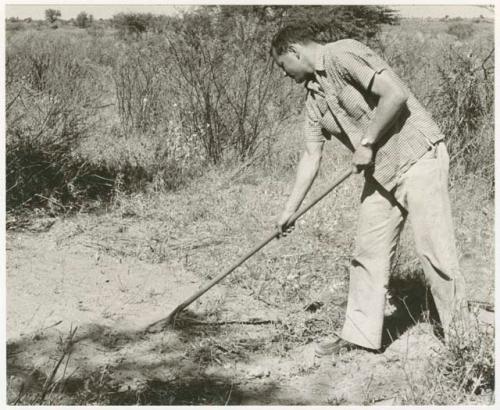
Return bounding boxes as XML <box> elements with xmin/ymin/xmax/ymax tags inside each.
<box><xmin>6</xmin><ymin>215</ymin><xmax>494</xmax><ymax>405</ymax></box>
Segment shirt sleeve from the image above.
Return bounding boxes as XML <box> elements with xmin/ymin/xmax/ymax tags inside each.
<box><xmin>333</xmin><ymin>41</ymin><xmax>388</xmax><ymax>92</ymax></box>
<box><xmin>304</xmin><ymin>92</ymin><xmax>326</xmax><ymax>143</ymax></box>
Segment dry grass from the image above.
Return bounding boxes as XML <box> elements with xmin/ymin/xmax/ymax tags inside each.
<box><xmin>399</xmin><ymin>315</ymin><xmax>494</xmax><ymax>405</ymax></box>
<box><xmin>7</xmin><ymin>149</ymin><xmax>494</xmax><ymax>405</ymax></box>
<box><xmin>100</xmin><ymin>138</ymin><xmax>493</xmax><ymax>404</ymax></box>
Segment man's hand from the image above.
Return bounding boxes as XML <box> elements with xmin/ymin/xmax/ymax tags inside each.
<box><xmin>352</xmin><ymin>145</ymin><xmax>374</xmax><ymax>173</ymax></box>
<box><xmin>275</xmin><ymin>209</ymin><xmax>296</xmax><ymax>237</ymax></box>
<box><xmin>275</xmin><ymin>140</ymin><xmax>323</xmax><ymax>238</ymax></box>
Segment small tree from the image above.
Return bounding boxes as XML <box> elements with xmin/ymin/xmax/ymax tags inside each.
<box><xmin>75</xmin><ymin>11</ymin><xmax>93</xmax><ymax>28</ymax></box>
<box><xmin>45</xmin><ymin>9</ymin><xmax>61</xmax><ymax>24</ymax></box>
<box><xmin>112</xmin><ymin>13</ymin><xmax>153</xmax><ymax>39</ymax></box>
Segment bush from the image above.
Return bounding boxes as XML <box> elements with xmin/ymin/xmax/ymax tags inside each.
<box><xmin>112</xmin><ymin>41</ymin><xmax>166</xmax><ymax>132</ymax></box>
<box><xmin>108</xmin><ymin>39</ymin><xmax>207</xmax><ymax>188</ymax></box>
<box><xmin>6</xmin><ymin>21</ymin><xmax>26</xmax><ymax>32</ymax></box>
<box><xmin>378</xmin><ymin>23</ymin><xmax>494</xmax><ymax>192</ymax></box>
<box><xmin>112</xmin><ymin>13</ymin><xmax>154</xmax><ymax>40</ymax></box>
<box><xmin>10</xmin><ymin>7</ymin><xmax>492</xmax><ymax>213</ymax></box>
<box><xmin>75</xmin><ymin>11</ymin><xmax>93</xmax><ymax>29</ymax></box>
<box><xmin>45</xmin><ymin>8</ymin><xmax>61</xmax><ymax>24</ymax></box>
<box><xmin>6</xmin><ymin>32</ymin><xmax>108</xmax><ymax>209</ymax></box>
<box><xmin>447</xmin><ymin>23</ymin><xmax>474</xmax><ymax>40</ymax></box>
<box><xmin>110</xmin><ymin>6</ymin><xmax>395</xmax><ymax>166</ymax></box>
<box><xmin>267</xmin><ymin>4</ymin><xmax>398</xmax><ymax>43</ymax></box>
<box><xmin>109</xmin><ymin>11</ymin><xmax>292</xmax><ymax>166</ymax></box>
<box><xmin>432</xmin><ymin>46</ymin><xmax>494</xmax><ymax>188</ymax></box>
<box><xmin>86</xmin><ymin>124</ymin><xmax>205</xmax><ymax>193</ymax></box>
<box><xmin>164</xmin><ymin>9</ymin><xmax>292</xmax><ymax>163</ymax></box>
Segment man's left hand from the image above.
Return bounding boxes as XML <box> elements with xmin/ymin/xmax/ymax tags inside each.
<box><xmin>352</xmin><ymin>145</ymin><xmax>374</xmax><ymax>173</ymax></box>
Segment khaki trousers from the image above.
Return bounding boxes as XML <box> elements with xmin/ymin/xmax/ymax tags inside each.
<box><xmin>340</xmin><ymin>142</ymin><xmax>467</xmax><ymax>349</ymax></box>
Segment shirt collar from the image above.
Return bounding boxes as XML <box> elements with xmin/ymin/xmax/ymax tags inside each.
<box><xmin>305</xmin><ymin>80</ymin><xmax>322</xmax><ymax>93</ymax></box>
<box><xmin>305</xmin><ymin>45</ymin><xmax>326</xmax><ymax>92</ymax></box>
<box><xmin>313</xmin><ymin>45</ymin><xmax>326</xmax><ymax>72</ymax></box>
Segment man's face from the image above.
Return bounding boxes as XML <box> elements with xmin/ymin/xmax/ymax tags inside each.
<box><xmin>272</xmin><ymin>46</ymin><xmax>311</xmax><ymax>84</ymax></box>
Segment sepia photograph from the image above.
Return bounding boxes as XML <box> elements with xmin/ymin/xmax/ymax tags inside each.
<box><xmin>4</xmin><ymin>1</ymin><xmax>495</xmax><ymax>406</ymax></box>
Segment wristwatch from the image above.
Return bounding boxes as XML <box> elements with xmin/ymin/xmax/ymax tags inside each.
<box><xmin>360</xmin><ymin>137</ymin><xmax>375</xmax><ymax>147</ymax></box>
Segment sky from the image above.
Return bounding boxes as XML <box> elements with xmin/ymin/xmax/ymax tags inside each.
<box><xmin>4</xmin><ymin>2</ymin><xmax>495</xmax><ymax>21</ymax></box>
<box><xmin>5</xmin><ymin>4</ymin><xmax>182</xmax><ymax>20</ymax></box>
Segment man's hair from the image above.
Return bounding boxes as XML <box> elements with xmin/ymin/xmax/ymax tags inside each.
<box><xmin>270</xmin><ymin>23</ymin><xmax>319</xmax><ymax>56</ymax></box>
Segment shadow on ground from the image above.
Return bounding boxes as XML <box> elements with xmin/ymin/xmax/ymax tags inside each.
<box><xmin>6</xmin><ymin>273</ymin><xmax>455</xmax><ymax>405</ymax></box>
<box><xmin>383</xmin><ymin>272</ymin><xmax>443</xmax><ymax>347</ymax></box>
<box><xmin>7</xmin><ymin>309</ymin><xmax>284</xmax><ymax>405</ymax></box>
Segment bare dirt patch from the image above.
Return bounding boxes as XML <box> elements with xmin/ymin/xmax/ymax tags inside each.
<box><xmin>6</xmin><ymin>214</ymin><xmax>494</xmax><ymax>405</ymax></box>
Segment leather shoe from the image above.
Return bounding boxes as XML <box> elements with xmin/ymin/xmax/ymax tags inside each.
<box><xmin>315</xmin><ymin>338</ymin><xmax>378</xmax><ymax>357</ymax></box>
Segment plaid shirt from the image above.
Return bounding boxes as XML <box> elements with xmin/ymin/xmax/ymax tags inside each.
<box><xmin>304</xmin><ymin>39</ymin><xmax>444</xmax><ymax>192</ymax></box>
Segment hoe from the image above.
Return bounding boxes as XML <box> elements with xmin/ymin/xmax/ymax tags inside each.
<box><xmin>144</xmin><ymin>169</ymin><xmax>352</xmax><ymax>333</ymax></box>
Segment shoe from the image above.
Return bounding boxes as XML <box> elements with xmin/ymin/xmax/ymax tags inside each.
<box><xmin>314</xmin><ymin>338</ymin><xmax>379</xmax><ymax>357</ymax></box>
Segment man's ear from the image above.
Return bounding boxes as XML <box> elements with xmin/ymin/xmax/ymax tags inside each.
<box><xmin>288</xmin><ymin>44</ymin><xmax>300</xmax><ymax>58</ymax></box>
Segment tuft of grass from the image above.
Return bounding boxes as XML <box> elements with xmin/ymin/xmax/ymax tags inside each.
<box><xmin>9</xmin><ymin>326</ymin><xmax>79</xmax><ymax>405</ymax></box>
<box><xmin>400</xmin><ymin>313</ymin><xmax>494</xmax><ymax>405</ymax></box>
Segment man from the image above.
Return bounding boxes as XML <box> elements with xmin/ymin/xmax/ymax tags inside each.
<box><xmin>270</xmin><ymin>24</ymin><xmax>467</xmax><ymax>356</ymax></box>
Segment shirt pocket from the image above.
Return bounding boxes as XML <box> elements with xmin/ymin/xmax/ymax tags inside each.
<box><xmin>338</xmin><ymin>84</ymin><xmax>370</xmax><ymax>121</ymax></box>
<box><xmin>319</xmin><ymin>109</ymin><xmax>342</xmax><ymax>136</ymax></box>
<box><xmin>314</xmin><ymin>93</ymin><xmax>328</xmax><ymax>117</ymax></box>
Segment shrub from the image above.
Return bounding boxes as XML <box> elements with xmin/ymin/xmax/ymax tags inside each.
<box><xmin>109</xmin><ymin>11</ymin><xmax>291</xmax><ymax>166</ymax></box>
<box><xmin>109</xmin><ymin>39</ymin><xmax>206</xmax><ymax>189</ymax></box>
<box><xmin>432</xmin><ymin>46</ymin><xmax>494</xmax><ymax>188</ymax></box>
<box><xmin>6</xmin><ymin>32</ymin><xmax>108</xmax><ymax>209</ymax></box>
<box><xmin>10</xmin><ymin>8</ymin><xmax>493</xmax><ymax>213</ymax></box>
<box><xmin>45</xmin><ymin>9</ymin><xmax>61</xmax><ymax>24</ymax></box>
<box><xmin>378</xmin><ymin>23</ymin><xmax>494</xmax><ymax>192</ymax></box>
<box><xmin>112</xmin><ymin>13</ymin><xmax>154</xmax><ymax>40</ymax></box>
<box><xmin>265</xmin><ymin>5</ymin><xmax>399</xmax><ymax>43</ymax></box>
<box><xmin>75</xmin><ymin>11</ymin><xmax>93</xmax><ymax>29</ymax></box>
<box><xmin>6</xmin><ymin>21</ymin><xmax>26</xmax><ymax>32</ymax></box>
<box><xmin>447</xmin><ymin>23</ymin><xmax>473</xmax><ymax>40</ymax></box>
<box><xmin>156</xmin><ymin>8</ymin><xmax>297</xmax><ymax>164</ymax></box>
<box><xmin>7</xmin><ymin>6</ymin><xmax>401</xmax><ymax>212</ymax></box>
<box><xmin>112</xmin><ymin>41</ymin><xmax>166</xmax><ymax>132</ymax></box>
<box><xmin>110</xmin><ymin>6</ymin><xmax>396</xmax><ymax>166</ymax></box>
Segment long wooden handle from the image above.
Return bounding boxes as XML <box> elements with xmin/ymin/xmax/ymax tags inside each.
<box><xmin>286</xmin><ymin>168</ymin><xmax>353</xmax><ymax>226</ymax></box>
<box><xmin>172</xmin><ymin>168</ymin><xmax>353</xmax><ymax>315</ymax></box>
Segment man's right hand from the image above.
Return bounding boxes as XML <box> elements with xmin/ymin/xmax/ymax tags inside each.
<box><xmin>275</xmin><ymin>209</ymin><xmax>296</xmax><ymax>237</ymax></box>
<box><xmin>275</xmin><ymin>141</ymin><xmax>323</xmax><ymax>238</ymax></box>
